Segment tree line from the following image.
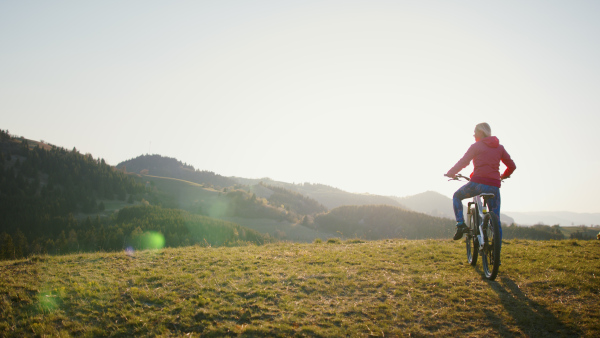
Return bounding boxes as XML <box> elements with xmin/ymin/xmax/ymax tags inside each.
<box><xmin>0</xmin><ymin>205</ymin><xmax>271</xmax><ymax>260</ymax></box>
<box><xmin>502</xmin><ymin>223</ymin><xmax>565</xmax><ymax>240</ymax></box>
<box><xmin>311</xmin><ymin>204</ymin><xmax>591</xmax><ymax>241</ymax></box>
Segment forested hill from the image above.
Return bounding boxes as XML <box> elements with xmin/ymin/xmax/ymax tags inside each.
<box><xmin>117</xmin><ymin>154</ymin><xmax>236</xmax><ymax>189</ymax></box>
<box><xmin>0</xmin><ymin>129</ymin><xmax>145</xmax><ymax>233</ymax></box>
<box><xmin>0</xmin><ymin>129</ymin><xmax>141</xmax><ymax>258</ymax></box>
<box><xmin>312</xmin><ymin>205</ymin><xmax>456</xmax><ymax>240</ymax></box>
<box><xmin>0</xmin><ymin>130</ymin><xmax>271</xmax><ymax>260</ymax></box>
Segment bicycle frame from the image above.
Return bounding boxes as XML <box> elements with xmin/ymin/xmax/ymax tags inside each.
<box><xmin>467</xmin><ymin>195</ymin><xmax>493</xmax><ymax>251</ymax></box>
<box><xmin>448</xmin><ymin>173</ymin><xmax>502</xmax><ymax>280</ymax></box>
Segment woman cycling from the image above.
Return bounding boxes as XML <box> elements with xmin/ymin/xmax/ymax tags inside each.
<box><xmin>445</xmin><ymin>122</ymin><xmax>516</xmax><ymax>241</ymax></box>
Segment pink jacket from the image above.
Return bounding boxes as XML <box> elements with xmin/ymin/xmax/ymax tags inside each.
<box><xmin>446</xmin><ymin>136</ymin><xmax>516</xmax><ymax>188</ymax></box>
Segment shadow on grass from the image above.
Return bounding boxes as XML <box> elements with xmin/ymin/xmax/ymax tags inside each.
<box><xmin>478</xmin><ymin>268</ymin><xmax>582</xmax><ymax>337</ymax></box>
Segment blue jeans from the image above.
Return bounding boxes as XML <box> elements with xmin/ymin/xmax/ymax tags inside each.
<box><xmin>453</xmin><ymin>182</ymin><xmax>502</xmax><ymax>240</ymax></box>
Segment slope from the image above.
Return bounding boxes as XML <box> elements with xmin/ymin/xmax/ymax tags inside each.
<box><xmin>1</xmin><ymin>239</ymin><xmax>598</xmax><ymax>336</ymax></box>
<box><xmin>139</xmin><ymin>174</ymin><xmax>331</xmax><ymax>242</ymax></box>
<box><xmin>117</xmin><ymin>154</ymin><xmax>236</xmax><ymax>189</ymax></box>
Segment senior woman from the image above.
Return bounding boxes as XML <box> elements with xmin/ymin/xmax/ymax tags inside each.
<box><xmin>445</xmin><ymin>123</ymin><xmax>516</xmax><ymax>242</ymax></box>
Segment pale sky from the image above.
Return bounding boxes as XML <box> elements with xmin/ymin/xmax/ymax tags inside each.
<box><xmin>2</xmin><ymin>1</ymin><xmax>599</xmax><ymax>213</ymax></box>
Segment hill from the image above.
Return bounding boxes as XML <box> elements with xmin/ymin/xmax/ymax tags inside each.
<box><xmin>1</xmin><ymin>239</ymin><xmax>598</xmax><ymax>336</ymax></box>
<box><xmin>394</xmin><ymin>191</ymin><xmax>453</xmax><ymax>218</ymax></box>
<box><xmin>0</xmin><ymin>130</ymin><xmax>270</xmax><ymax>260</ymax></box>
<box><xmin>0</xmin><ymin>130</ymin><xmax>145</xmax><ymax>224</ymax></box>
<box><xmin>312</xmin><ymin>204</ymin><xmax>456</xmax><ymax>240</ymax></box>
<box><xmin>0</xmin><ymin>130</ymin><xmax>146</xmax><ymax>254</ymax></box>
<box><xmin>137</xmin><ymin>174</ymin><xmax>331</xmax><ymax>242</ymax></box>
<box><xmin>251</xmin><ymin>182</ymin><xmax>328</xmax><ymax>216</ymax></box>
<box><xmin>233</xmin><ymin>177</ymin><xmax>405</xmax><ymax>209</ymax></box>
<box><xmin>117</xmin><ymin>154</ymin><xmax>237</xmax><ymax>189</ymax></box>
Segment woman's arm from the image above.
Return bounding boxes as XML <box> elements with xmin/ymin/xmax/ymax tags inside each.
<box><xmin>446</xmin><ymin>144</ymin><xmax>477</xmax><ymax>177</ymax></box>
<box><xmin>500</xmin><ymin>148</ymin><xmax>516</xmax><ymax>179</ymax></box>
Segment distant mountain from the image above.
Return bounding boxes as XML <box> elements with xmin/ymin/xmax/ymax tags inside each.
<box><xmin>504</xmin><ymin>211</ymin><xmax>600</xmax><ymax>226</ymax></box>
<box><xmin>233</xmin><ymin>177</ymin><xmax>406</xmax><ymax>209</ymax></box>
<box><xmin>117</xmin><ymin>154</ymin><xmax>237</xmax><ymax>189</ymax></box>
<box><xmin>394</xmin><ymin>191</ymin><xmax>455</xmax><ymax>219</ymax></box>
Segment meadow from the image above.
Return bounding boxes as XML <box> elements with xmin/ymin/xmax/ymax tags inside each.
<box><xmin>1</xmin><ymin>239</ymin><xmax>599</xmax><ymax>337</ymax></box>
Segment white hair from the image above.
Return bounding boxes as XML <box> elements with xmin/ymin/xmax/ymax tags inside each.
<box><xmin>475</xmin><ymin>123</ymin><xmax>491</xmax><ymax>137</ymax></box>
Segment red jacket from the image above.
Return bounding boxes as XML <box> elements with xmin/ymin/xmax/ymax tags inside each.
<box><xmin>446</xmin><ymin>136</ymin><xmax>516</xmax><ymax>188</ymax></box>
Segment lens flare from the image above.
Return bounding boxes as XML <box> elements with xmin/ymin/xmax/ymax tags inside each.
<box><xmin>38</xmin><ymin>291</ymin><xmax>59</xmax><ymax>312</ymax></box>
<box><xmin>140</xmin><ymin>231</ymin><xmax>165</xmax><ymax>250</ymax></box>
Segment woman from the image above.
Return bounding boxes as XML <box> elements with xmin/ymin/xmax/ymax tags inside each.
<box><xmin>445</xmin><ymin>122</ymin><xmax>516</xmax><ymax>241</ymax></box>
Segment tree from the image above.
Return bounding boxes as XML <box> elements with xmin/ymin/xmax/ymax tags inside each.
<box><xmin>68</xmin><ymin>229</ymin><xmax>79</xmax><ymax>252</ymax></box>
<box><xmin>117</xmin><ymin>188</ymin><xmax>126</xmax><ymax>201</ymax></box>
<box><xmin>0</xmin><ymin>232</ymin><xmax>15</xmax><ymax>260</ymax></box>
<box><xmin>13</xmin><ymin>230</ymin><xmax>28</xmax><ymax>258</ymax></box>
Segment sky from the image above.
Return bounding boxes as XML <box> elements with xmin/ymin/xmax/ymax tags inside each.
<box><xmin>1</xmin><ymin>1</ymin><xmax>599</xmax><ymax>213</ymax></box>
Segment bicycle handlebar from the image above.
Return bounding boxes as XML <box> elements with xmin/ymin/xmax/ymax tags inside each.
<box><xmin>445</xmin><ymin>174</ymin><xmax>470</xmax><ymax>181</ymax></box>
<box><xmin>446</xmin><ymin>174</ymin><xmax>509</xmax><ymax>183</ymax></box>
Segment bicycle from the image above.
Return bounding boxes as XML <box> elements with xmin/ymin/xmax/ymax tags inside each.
<box><xmin>448</xmin><ymin>174</ymin><xmax>502</xmax><ymax>280</ymax></box>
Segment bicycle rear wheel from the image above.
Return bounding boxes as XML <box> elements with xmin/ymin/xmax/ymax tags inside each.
<box><xmin>466</xmin><ymin>207</ymin><xmax>478</xmax><ymax>266</ymax></box>
<box><xmin>481</xmin><ymin>212</ymin><xmax>501</xmax><ymax>280</ymax></box>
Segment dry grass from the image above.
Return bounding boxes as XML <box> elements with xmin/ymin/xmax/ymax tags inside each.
<box><xmin>1</xmin><ymin>239</ymin><xmax>599</xmax><ymax>337</ymax></box>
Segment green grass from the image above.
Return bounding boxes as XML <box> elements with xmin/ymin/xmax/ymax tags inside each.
<box><xmin>141</xmin><ymin>174</ymin><xmax>222</xmax><ymax>213</ymax></box>
<box><xmin>1</xmin><ymin>239</ymin><xmax>599</xmax><ymax>337</ymax></box>
<box><xmin>223</xmin><ymin>217</ymin><xmax>331</xmax><ymax>242</ymax></box>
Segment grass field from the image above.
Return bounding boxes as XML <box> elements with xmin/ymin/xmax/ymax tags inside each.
<box><xmin>141</xmin><ymin>174</ymin><xmax>222</xmax><ymax>213</ymax></box>
<box><xmin>1</xmin><ymin>239</ymin><xmax>599</xmax><ymax>337</ymax></box>
<box><xmin>222</xmin><ymin>217</ymin><xmax>333</xmax><ymax>243</ymax></box>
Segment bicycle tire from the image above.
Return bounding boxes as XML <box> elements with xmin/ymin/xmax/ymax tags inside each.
<box><xmin>481</xmin><ymin>212</ymin><xmax>501</xmax><ymax>280</ymax></box>
<box><xmin>466</xmin><ymin>207</ymin><xmax>478</xmax><ymax>266</ymax></box>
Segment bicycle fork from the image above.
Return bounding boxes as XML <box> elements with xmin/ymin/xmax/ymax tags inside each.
<box><xmin>477</xmin><ymin>204</ymin><xmax>490</xmax><ymax>252</ymax></box>
<box><xmin>469</xmin><ymin>201</ymin><xmax>487</xmax><ymax>252</ymax></box>
<box><xmin>477</xmin><ymin>224</ymin><xmax>485</xmax><ymax>251</ymax></box>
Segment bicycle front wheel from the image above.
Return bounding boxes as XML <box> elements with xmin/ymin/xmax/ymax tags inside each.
<box><xmin>481</xmin><ymin>212</ymin><xmax>501</xmax><ymax>280</ymax></box>
<box><xmin>466</xmin><ymin>208</ymin><xmax>478</xmax><ymax>266</ymax></box>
